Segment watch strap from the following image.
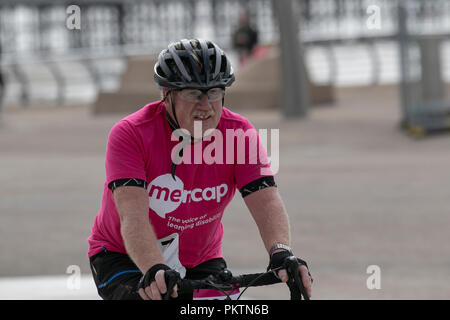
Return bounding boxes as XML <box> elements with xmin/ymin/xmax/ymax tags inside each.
<box><xmin>269</xmin><ymin>243</ymin><xmax>293</xmax><ymax>256</ymax></box>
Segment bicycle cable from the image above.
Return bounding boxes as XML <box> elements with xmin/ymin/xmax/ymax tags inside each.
<box><xmin>202</xmin><ymin>279</ymin><xmax>234</xmax><ymax>300</ymax></box>
<box><xmin>235</xmin><ymin>267</ymin><xmax>284</xmax><ymax>300</ymax></box>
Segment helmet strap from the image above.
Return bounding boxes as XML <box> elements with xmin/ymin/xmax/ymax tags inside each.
<box><xmin>162</xmin><ymin>90</ymin><xmax>181</xmax><ymax>131</ymax></box>
<box><xmin>163</xmin><ymin>90</ymin><xmax>197</xmax><ymax>181</ymax></box>
<box><xmin>221</xmin><ymin>87</ymin><xmax>226</xmax><ymax>107</ymax></box>
<box><xmin>171</xmin><ymin>93</ymin><xmax>182</xmax><ymax>130</ymax></box>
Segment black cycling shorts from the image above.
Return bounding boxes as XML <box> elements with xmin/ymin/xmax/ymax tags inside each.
<box><xmin>89</xmin><ymin>248</ymin><xmax>228</xmax><ymax>300</ymax></box>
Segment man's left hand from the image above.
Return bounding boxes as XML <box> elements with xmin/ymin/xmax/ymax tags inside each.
<box><xmin>268</xmin><ymin>251</ymin><xmax>313</xmax><ymax>299</ymax></box>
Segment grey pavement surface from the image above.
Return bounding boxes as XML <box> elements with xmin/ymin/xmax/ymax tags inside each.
<box><xmin>1</xmin><ymin>85</ymin><xmax>450</xmax><ymax>299</ymax></box>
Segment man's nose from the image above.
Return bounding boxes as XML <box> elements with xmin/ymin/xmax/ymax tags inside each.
<box><xmin>197</xmin><ymin>93</ymin><xmax>212</xmax><ymax>108</ymax></box>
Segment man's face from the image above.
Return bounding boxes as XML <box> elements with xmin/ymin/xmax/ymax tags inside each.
<box><xmin>164</xmin><ymin>88</ymin><xmax>224</xmax><ymax>138</ymax></box>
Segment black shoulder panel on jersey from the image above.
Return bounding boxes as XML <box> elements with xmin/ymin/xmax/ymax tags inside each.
<box><xmin>239</xmin><ymin>176</ymin><xmax>277</xmax><ymax>198</ymax></box>
<box><xmin>108</xmin><ymin>178</ymin><xmax>148</xmax><ymax>193</ymax></box>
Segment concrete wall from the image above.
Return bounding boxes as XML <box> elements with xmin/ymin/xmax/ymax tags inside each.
<box><xmin>92</xmin><ymin>51</ymin><xmax>335</xmax><ymax>114</ymax></box>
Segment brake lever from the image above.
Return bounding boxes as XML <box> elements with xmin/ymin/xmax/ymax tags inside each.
<box><xmin>284</xmin><ymin>256</ymin><xmax>310</xmax><ymax>300</ymax></box>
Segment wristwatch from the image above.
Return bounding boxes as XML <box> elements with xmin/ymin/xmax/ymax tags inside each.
<box><xmin>269</xmin><ymin>243</ymin><xmax>293</xmax><ymax>256</ymax></box>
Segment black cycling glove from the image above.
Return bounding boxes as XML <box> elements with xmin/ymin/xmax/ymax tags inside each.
<box><xmin>138</xmin><ymin>264</ymin><xmax>177</xmax><ymax>292</ymax></box>
<box><xmin>267</xmin><ymin>251</ymin><xmax>313</xmax><ymax>281</ymax></box>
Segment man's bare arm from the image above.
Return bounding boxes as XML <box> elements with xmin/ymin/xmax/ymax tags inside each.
<box><xmin>113</xmin><ymin>186</ymin><xmax>165</xmax><ymax>273</ymax></box>
<box><xmin>243</xmin><ymin>186</ymin><xmax>291</xmax><ymax>254</ymax></box>
<box><xmin>244</xmin><ymin>186</ymin><xmax>312</xmax><ymax>297</ymax></box>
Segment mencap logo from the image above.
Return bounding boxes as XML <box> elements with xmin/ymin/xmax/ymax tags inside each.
<box><xmin>148</xmin><ymin>174</ymin><xmax>228</xmax><ymax>219</ymax></box>
<box><xmin>148</xmin><ymin>174</ymin><xmax>184</xmax><ymax>219</ymax></box>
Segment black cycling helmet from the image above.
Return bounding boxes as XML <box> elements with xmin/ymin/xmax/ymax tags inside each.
<box><xmin>154</xmin><ymin>38</ymin><xmax>235</xmax><ymax>89</ymax></box>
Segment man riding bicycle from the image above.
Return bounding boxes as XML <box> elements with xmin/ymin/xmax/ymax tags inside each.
<box><xmin>87</xmin><ymin>38</ymin><xmax>312</xmax><ymax>300</ymax></box>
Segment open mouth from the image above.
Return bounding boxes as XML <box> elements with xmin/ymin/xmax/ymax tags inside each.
<box><xmin>193</xmin><ymin>115</ymin><xmax>212</xmax><ymax>121</ymax></box>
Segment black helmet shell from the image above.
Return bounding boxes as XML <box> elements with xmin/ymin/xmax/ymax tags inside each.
<box><xmin>154</xmin><ymin>39</ymin><xmax>235</xmax><ymax>89</ymax></box>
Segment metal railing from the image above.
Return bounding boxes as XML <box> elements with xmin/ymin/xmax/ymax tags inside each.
<box><xmin>1</xmin><ymin>0</ymin><xmax>450</xmax><ymax>108</ymax></box>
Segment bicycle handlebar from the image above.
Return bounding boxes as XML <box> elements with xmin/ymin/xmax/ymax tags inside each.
<box><xmin>163</xmin><ymin>257</ymin><xmax>309</xmax><ymax>300</ymax></box>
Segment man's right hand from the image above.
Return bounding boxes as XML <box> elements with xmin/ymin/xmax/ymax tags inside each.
<box><xmin>137</xmin><ymin>264</ymin><xmax>179</xmax><ymax>300</ymax></box>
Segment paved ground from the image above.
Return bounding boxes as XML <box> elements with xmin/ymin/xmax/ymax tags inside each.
<box><xmin>1</xmin><ymin>85</ymin><xmax>450</xmax><ymax>299</ymax></box>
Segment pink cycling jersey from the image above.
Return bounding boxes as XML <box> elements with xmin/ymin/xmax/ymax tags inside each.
<box><xmin>88</xmin><ymin>100</ymin><xmax>273</xmax><ymax>269</ymax></box>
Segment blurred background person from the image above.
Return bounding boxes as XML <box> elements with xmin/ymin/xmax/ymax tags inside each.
<box><xmin>232</xmin><ymin>10</ymin><xmax>259</xmax><ymax>66</ymax></box>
